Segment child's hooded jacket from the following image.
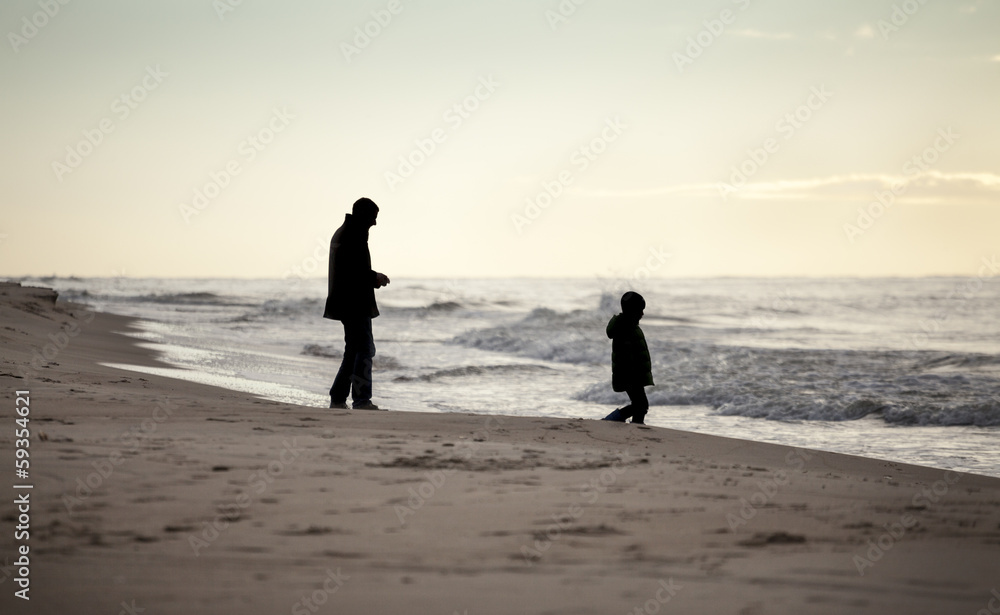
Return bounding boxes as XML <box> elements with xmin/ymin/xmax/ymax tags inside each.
<box><xmin>607</xmin><ymin>313</ymin><xmax>654</xmax><ymax>392</ymax></box>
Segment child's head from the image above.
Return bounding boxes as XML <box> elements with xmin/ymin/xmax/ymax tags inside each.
<box><xmin>621</xmin><ymin>291</ymin><xmax>646</xmax><ymax>318</ymax></box>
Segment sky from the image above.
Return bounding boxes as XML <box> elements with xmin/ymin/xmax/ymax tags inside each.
<box><xmin>1</xmin><ymin>0</ymin><xmax>998</xmax><ymax>279</ymax></box>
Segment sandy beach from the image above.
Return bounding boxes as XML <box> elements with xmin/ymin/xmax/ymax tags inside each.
<box><xmin>1</xmin><ymin>281</ymin><xmax>999</xmax><ymax>615</ymax></box>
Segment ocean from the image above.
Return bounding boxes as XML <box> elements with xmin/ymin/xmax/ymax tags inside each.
<box><xmin>26</xmin><ymin>275</ymin><xmax>1000</xmax><ymax>478</ymax></box>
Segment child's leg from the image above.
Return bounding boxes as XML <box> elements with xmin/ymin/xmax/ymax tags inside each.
<box><xmin>626</xmin><ymin>386</ymin><xmax>649</xmax><ymax>424</ymax></box>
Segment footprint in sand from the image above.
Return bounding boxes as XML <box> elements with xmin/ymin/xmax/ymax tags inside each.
<box><xmin>738</xmin><ymin>531</ymin><xmax>806</xmax><ymax>547</ymax></box>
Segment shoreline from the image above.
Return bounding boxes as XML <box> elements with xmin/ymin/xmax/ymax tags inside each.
<box><xmin>2</xmin><ymin>282</ymin><xmax>999</xmax><ymax>614</ymax></box>
<box><xmin>93</xmin><ymin>298</ymin><xmax>1000</xmax><ymax>480</ymax></box>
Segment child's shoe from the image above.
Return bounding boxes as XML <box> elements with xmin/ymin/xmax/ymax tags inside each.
<box><xmin>602</xmin><ymin>408</ymin><xmax>628</xmax><ymax>422</ymax></box>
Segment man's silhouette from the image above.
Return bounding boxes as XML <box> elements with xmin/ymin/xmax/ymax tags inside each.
<box><xmin>323</xmin><ymin>198</ymin><xmax>390</xmax><ymax>410</ymax></box>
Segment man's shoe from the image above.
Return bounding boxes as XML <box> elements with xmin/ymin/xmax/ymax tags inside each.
<box><xmin>353</xmin><ymin>402</ymin><xmax>385</xmax><ymax>411</ymax></box>
<box><xmin>330</xmin><ymin>399</ymin><xmax>348</xmax><ymax>409</ymax></box>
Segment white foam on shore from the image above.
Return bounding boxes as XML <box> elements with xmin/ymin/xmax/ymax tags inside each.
<box><xmin>101</xmin><ymin>362</ymin><xmax>320</xmax><ymax>406</ymax></box>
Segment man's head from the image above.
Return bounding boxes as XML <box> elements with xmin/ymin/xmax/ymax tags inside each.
<box><xmin>352</xmin><ymin>197</ymin><xmax>379</xmax><ymax>226</ymax></box>
<box><xmin>621</xmin><ymin>291</ymin><xmax>645</xmax><ymax>319</ymax></box>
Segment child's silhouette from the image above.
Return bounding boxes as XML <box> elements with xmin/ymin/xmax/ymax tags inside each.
<box><xmin>602</xmin><ymin>291</ymin><xmax>654</xmax><ymax>424</ymax></box>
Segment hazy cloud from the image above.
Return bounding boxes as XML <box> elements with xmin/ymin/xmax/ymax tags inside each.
<box><xmin>575</xmin><ymin>172</ymin><xmax>1000</xmax><ymax>204</ymax></box>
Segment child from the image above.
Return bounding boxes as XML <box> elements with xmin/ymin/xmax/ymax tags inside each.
<box><xmin>602</xmin><ymin>291</ymin><xmax>654</xmax><ymax>424</ymax></box>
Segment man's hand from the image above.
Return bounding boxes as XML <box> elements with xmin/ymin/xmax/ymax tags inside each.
<box><xmin>375</xmin><ymin>272</ymin><xmax>390</xmax><ymax>288</ymax></box>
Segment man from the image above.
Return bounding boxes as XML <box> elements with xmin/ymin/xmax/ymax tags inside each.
<box><xmin>323</xmin><ymin>197</ymin><xmax>390</xmax><ymax>410</ymax></box>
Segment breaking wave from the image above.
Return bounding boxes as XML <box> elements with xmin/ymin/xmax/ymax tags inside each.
<box><xmin>453</xmin><ymin>303</ymin><xmax>1000</xmax><ymax>427</ymax></box>
<box><xmin>393</xmin><ymin>364</ymin><xmax>556</xmax><ymax>382</ymax></box>
<box><xmin>301</xmin><ymin>344</ymin><xmax>402</xmax><ymax>370</ymax></box>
